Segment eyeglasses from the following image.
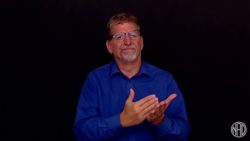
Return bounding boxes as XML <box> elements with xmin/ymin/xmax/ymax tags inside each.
<box><xmin>111</xmin><ymin>30</ymin><xmax>140</xmax><ymax>41</ymax></box>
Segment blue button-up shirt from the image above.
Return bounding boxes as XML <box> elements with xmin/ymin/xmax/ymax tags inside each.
<box><xmin>74</xmin><ymin>61</ymin><xmax>190</xmax><ymax>141</ymax></box>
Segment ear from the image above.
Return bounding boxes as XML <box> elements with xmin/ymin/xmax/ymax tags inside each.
<box><xmin>140</xmin><ymin>36</ymin><xmax>144</xmax><ymax>50</ymax></box>
<box><xmin>106</xmin><ymin>40</ymin><xmax>113</xmax><ymax>54</ymax></box>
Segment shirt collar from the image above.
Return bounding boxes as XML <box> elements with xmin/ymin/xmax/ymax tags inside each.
<box><xmin>110</xmin><ymin>61</ymin><xmax>121</xmax><ymax>76</ymax></box>
<box><xmin>110</xmin><ymin>61</ymin><xmax>152</xmax><ymax>78</ymax></box>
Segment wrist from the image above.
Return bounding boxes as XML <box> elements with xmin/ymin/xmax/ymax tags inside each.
<box><xmin>151</xmin><ymin>114</ymin><xmax>165</xmax><ymax>125</ymax></box>
<box><xmin>119</xmin><ymin>111</ymin><xmax>127</xmax><ymax>127</ymax></box>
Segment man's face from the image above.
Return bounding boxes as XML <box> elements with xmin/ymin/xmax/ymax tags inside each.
<box><xmin>106</xmin><ymin>22</ymin><xmax>144</xmax><ymax>63</ymax></box>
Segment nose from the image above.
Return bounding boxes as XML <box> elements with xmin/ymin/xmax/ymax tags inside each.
<box><xmin>123</xmin><ymin>34</ymin><xmax>131</xmax><ymax>45</ymax></box>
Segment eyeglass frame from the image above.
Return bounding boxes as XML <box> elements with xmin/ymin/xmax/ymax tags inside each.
<box><xmin>109</xmin><ymin>30</ymin><xmax>141</xmax><ymax>41</ymax></box>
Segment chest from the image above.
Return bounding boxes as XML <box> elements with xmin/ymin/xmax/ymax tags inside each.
<box><xmin>98</xmin><ymin>77</ymin><xmax>168</xmax><ymax>117</ymax></box>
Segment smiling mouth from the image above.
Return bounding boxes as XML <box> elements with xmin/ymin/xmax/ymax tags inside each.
<box><xmin>122</xmin><ymin>47</ymin><xmax>135</xmax><ymax>51</ymax></box>
<box><xmin>121</xmin><ymin>48</ymin><xmax>135</xmax><ymax>53</ymax></box>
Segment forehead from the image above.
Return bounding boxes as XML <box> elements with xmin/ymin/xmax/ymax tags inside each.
<box><xmin>110</xmin><ymin>22</ymin><xmax>139</xmax><ymax>33</ymax></box>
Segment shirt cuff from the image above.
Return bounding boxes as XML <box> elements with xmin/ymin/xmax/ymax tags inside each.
<box><xmin>103</xmin><ymin>114</ymin><xmax>122</xmax><ymax>131</ymax></box>
<box><xmin>153</xmin><ymin>116</ymin><xmax>173</xmax><ymax>134</ymax></box>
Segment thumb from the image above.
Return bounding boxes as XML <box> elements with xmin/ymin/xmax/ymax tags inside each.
<box><xmin>164</xmin><ymin>93</ymin><xmax>177</xmax><ymax>104</ymax></box>
<box><xmin>127</xmin><ymin>88</ymin><xmax>135</xmax><ymax>102</ymax></box>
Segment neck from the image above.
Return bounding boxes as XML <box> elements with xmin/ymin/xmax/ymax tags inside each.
<box><xmin>116</xmin><ymin>58</ymin><xmax>142</xmax><ymax>79</ymax></box>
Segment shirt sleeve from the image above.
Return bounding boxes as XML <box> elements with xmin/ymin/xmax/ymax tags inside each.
<box><xmin>152</xmin><ymin>75</ymin><xmax>190</xmax><ymax>141</ymax></box>
<box><xmin>73</xmin><ymin>72</ymin><xmax>123</xmax><ymax>141</ymax></box>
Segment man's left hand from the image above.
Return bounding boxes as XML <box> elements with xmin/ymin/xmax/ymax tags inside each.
<box><xmin>146</xmin><ymin>93</ymin><xmax>177</xmax><ymax>125</ymax></box>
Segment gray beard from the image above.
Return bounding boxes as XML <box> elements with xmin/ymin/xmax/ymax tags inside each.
<box><xmin>121</xmin><ymin>52</ymin><xmax>137</xmax><ymax>62</ymax></box>
<box><xmin>120</xmin><ymin>45</ymin><xmax>138</xmax><ymax>62</ymax></box>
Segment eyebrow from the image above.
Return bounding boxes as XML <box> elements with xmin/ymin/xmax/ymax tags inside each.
<box><xmin>112</xmin><ymin>30</ymin><xmax>140</xmax><ymax>35</ymax></box>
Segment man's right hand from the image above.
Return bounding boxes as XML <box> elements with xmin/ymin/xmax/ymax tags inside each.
<box><xmin>120</xmin><ymin>88</ymin><xmax>159</xmax><ymax>127</ymax></box>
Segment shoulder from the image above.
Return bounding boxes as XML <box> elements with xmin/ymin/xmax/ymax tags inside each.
<box><xmin>93</xmin><ymin>63</ymin><xmax>112</xmax><ymax>73</ymax></box>
<box><xmin>87</xmin><ymin>62</ymin><xmax>112</xmax><ymax>78</ymax></box>
<box><xmin>143</xmin><ymin>62</ymin><xmax>173</xmax><ymax>78</ymax></box>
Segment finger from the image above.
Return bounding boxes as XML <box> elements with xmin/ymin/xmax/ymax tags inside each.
<box><xmin>147</xmin><ymin>112</ymin><xmax>156</xmax><ymax>121</ymax></box>
<box><xmin>152</xmin><ymin>105</ymin><xmax>162</xmax><ymax>116</ymax></box>
<box><xmin>147</xmin><ymin>107</ymin><xmax>162</xmax><ymax>122</ymax></box>
<box><xmin>141</xmin><ymin>100</ymin><xmax>158</xmax><ymax>116</ymax></box>
<box><xmin>145</xmin><ymin>100</ymin><xmax>160</xmax><ymax>115</ymax></box>
<box><xmin>139</xmin><ymin>96</ymin><xmax>158</xmax><ymax>110</ymax></box>
<box><xmin>136</xmin><ymin>94</ymin><xmax>157</xmax><ymax>106</ymax></box>
<box><xmin>150</xmin><ymin>109</ymin><xmax>156</xmax><ymax>114</ymax></box>
<box><xmin>164</xmin><ymin>93</ymin><xmax>177</xmax><ymax>104</ymax></box>
<box><xmin>158</xmin><ymin>104</ymin><xmax>167</xmax><ymax>113</ymax></box>
<box><xmin>127</xmin><ymin>88</ymin><xmax>135</xmax><ymax>102</ymax></box>
<box><xmin>141</xmin><ymin>97</ymin><xmax>159</xmax><ymax>115</ymax></box>
<box><xmin>158</xmin><ymin>94</ymin><xmax>177</xmax><ymax>112</ymax></box>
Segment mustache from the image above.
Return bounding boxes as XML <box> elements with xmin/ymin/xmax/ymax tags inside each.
<box><xmin>120</xmin><ymin>44</ymin><xmax>136</xmax><ymax>50</ymax></box>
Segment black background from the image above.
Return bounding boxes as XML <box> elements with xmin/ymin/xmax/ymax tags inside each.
<box><xmin>2</xmin><ymin>0</ymin><xmax>250</xmax><ymax>141</ymax></box>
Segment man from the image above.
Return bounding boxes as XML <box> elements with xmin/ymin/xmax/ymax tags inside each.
<box><xmin>73</xmin><ymin>12</ymin><xmax>190</xmax><ymax>141</ymax></box>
